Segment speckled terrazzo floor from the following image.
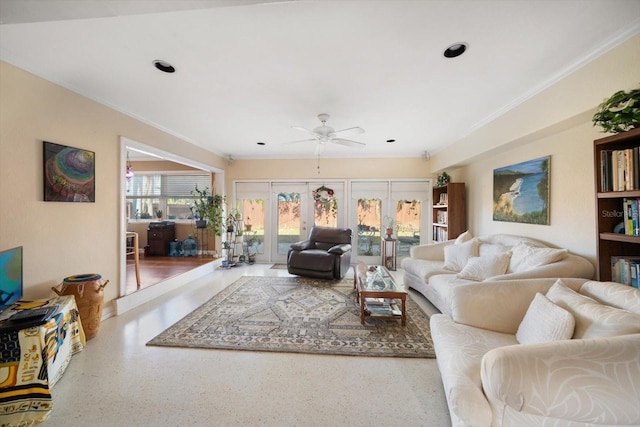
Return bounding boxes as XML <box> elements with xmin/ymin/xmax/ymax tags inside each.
<box><xmin>46</xmin><ymin>265</ymin><xmax>451</xmax><ymax>427</ymax></box>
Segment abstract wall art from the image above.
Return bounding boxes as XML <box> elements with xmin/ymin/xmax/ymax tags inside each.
<box><xmin>43</xmin><ymin>141</ymin><xmax>95</xmax><ymax>202</ymax></box>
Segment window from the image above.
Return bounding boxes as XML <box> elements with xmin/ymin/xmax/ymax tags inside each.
<box><xmin>126</xmin><ymin>172</ymin><xmax>211</xmax><ymax>221</ymax></box>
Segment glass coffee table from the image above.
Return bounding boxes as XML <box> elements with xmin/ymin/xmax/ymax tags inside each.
<box><xmin>353</xmin><ymin>261</ymin><xmax>407</xmax><ymax>326</ymax></box>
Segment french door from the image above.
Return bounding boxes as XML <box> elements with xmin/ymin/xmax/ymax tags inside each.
<box><xmin>271</xmin><ymin>183</ymin><xmax>309</xmax><ymax>263</ymax></box>
<box><xmin>235</xmin><ymin>180</ymin><xmax>425</xmax><ymax>264</ymax></box>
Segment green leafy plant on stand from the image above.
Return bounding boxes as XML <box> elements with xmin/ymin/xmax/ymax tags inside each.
<box><xmin>191</xmin><ymin>186</ymin><xmax>225</xmax><ymax>236</ymax></box>
<box><xmin>592</xmin><ymin>87</ymin><xmax>640</xmax><ymax>134</ymax></box>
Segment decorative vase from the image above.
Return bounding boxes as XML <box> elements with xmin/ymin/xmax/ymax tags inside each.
<box><xmin>196</xmin><ymin>219</ymin><xmax>207</xmax><ymax>229</ymax></box>
<box><xmin>53</xmin><ymin>273</ymin><xmax>109</xmax><ymax>340</ymax></box>
<box><xmin>386</xmin><ymin>228</ymin><xmax>393</xmax><ymax>239</ymax></box>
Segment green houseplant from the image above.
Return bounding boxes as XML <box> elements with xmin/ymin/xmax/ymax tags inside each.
<box><xmin>592</xmin><ymin>87</ymin><xmax>640</xmax><ymax>134</ymax></box>
<box><xmin>191</xmin><ymin>186</ymin><xmax>225</xmax><ymax>236</ymax></box>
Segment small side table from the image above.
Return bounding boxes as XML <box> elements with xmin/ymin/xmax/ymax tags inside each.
<box><xmin>381</xmin><ymin>238</ymin><xmax>397</xmax><ymax>271</ymax></box>
<box><xmin>0</xmin><ymin>296</ymin><xmax>86</xmax><ymax>425</ymax></box>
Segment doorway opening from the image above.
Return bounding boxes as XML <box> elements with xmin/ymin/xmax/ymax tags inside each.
<box><xmin>119</xmin><ymin>137</ymin><xmax>224</xmax><ymax>301</ymax></box>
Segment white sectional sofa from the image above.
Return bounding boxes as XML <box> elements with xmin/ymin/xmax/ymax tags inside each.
<box><xmin>401</xmin><ymin>233</ymin><xmax>595</xmax><ymax>314</ymax></box>
<box><xmin>431</xmin><ymin>278</ymin><xmax>640</xmax><ymax>427</ymax></box>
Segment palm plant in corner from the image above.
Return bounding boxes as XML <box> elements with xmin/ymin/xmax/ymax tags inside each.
<box><xmin>592</xmin><ymin>87</ymin><xmax>640</xmax><ymax>134</ymax></box>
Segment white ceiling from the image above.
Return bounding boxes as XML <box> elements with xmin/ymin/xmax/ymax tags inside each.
<box><xmin>1</xmin><ymin>0</ymin><xmax>639</xmax><ymax>161</ymax></box>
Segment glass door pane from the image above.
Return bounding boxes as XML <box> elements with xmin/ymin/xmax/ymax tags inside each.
<box><xmin>395</xmin><ymin>200</ymin><xmax>422</xmax><ymax>257</ymax></box>
<box><xmin>272</xmin><ymin>183</ymin><xmax>308</xmax><ymax>263</ymax></box>
<box><xmin>356</xmin><ymin>198</ymin><xmax>382</xmax><ymax>257</ymax></box>
<box><xmin>241</xmin><ymin>199</ymin><xmax>265</xmax><ymax>262</ymax></box>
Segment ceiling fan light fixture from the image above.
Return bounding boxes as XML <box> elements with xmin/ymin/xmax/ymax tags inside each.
<box><xmin>443</xmin><ymin>43</ymin><xmax>468</xmax><ymax>58</ymax></box>
<box><xmin>153</xmin><ymin>60</ymin><xmax>176</xmax><ymax>73</ymax></box>
<box><xmin>317</xmin><ymin>113</ymin><xmax>330</xmax><ymax>123</ymax></box>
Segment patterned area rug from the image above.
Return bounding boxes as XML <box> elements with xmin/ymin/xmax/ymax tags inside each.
<box><xmin>147</xmin><ymin>276</ymin><xmax>435</xmax><ymax>358</ymax></box>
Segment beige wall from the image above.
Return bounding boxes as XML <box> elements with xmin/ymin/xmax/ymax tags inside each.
<box><xmin>0</xmin><ymin>61</ymin><xmax>226</xmax><ymax>308</ymax></box>
<box><xmin>463</xmin><ymin>120</ymin><xmax>597</xmax><ymax>261</ymax></box>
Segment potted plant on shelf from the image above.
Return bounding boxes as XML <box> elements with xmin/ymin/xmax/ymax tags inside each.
<box><xmin>383</xmin><ymin>216</ymin><xmax>396</xmax><ymax>240</ymax></box>
<box><xmin>592</xmin><ymin>87</ymin><xmax>640</xmax><ymax>134</ymax></box>
<box><xmin>436</xmin><ymin>171</ymin><xmax>451</xmax><ymax>187</ymax></box>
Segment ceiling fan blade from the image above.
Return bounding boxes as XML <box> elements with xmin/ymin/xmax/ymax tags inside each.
<box><xmin>332</xmin><ymin>138</ymin><xmax>366</xmax><ymax>148</ymax></box>
<box><xmin>291</xmin><ymin>126</ymin><xmax>319</xmax><ymax>138</ymax></box>
<box><xmin>282</xmin><ymin>138</ymin><xmax>318</xmax><ymax>145</ymax></box>
<box><xmin>332</xmin><ymin>126</ymin><xmax>365</xmax><ymax>137</ymax></box>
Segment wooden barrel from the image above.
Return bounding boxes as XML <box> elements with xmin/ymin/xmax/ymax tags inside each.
<box><xmin>53</xmin><ymin>274</ymin><xmax>108</xmax><ymax>340</ymax></box>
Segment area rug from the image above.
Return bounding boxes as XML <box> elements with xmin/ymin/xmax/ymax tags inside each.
<box><xmin>147</xmin><ymin>276</ymin><xmax>435</xmax><ymax>358</ymax></box>
<box><xmin>270</xmin><ymin>263</ymin><xmax>287</xmax><ymax>269</ymax></box>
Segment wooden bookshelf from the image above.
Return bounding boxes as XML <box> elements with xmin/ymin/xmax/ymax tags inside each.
<box><xmin>593</xmin><ymin>126</ymin><xmax>640</xmax><ymax>281</ymax></box>
<box><xmin>432</xmin><ymin>182</ymin><xmax>466</xmax><ymax>242</ymax></box>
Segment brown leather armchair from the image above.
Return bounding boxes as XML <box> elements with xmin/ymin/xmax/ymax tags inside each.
<box><xmin>287</xmin><ymin>226</ymin><xmax>353</xmax><ymax>280</ymax></box>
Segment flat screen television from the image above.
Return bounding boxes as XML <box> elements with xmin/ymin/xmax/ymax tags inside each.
<box><xmin>0</xmin><ymin>246</ymin><xmax>23</xmax><ymax>312</ymax></box>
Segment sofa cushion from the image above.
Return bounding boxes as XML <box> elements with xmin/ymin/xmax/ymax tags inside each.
<box><xmin>455</xmin><ymin>230</ymin><xmax>472</xmax><ymax>244</ymax></box>
<box><xmin>579</xmin><ymin>280</ymin><xmax>640</xmax><ymax>314</ymax></box>
<box><xmin>516</xmin><ymin>293</ymin><xmax>575</xmax><ymax>344</ymax></box>
<box><xmin>443</xmin><ymin>238</ymin><xmax>478</xmax><ymax>271</ymax></box>
<box><xmin>546</xmin><ymin>280</ymin><xmax>640</xmax><ymax>339</ymax></box>
<box><xmin>456</xmin><ymin>252</ymin><xmax>512</xmax><ymax>282</ymax></box>
<box><xmin>401</xmin><ymin>258</ymin><xmax>450</xmax><ymax>282</ymax></box>
<box><xmin>510</xmin><ymin>243</ymin><xmax>569</xmax><ymax>272</ymax></box>
<box><xmin>478</xmin><ymin>242</ymin><xmax>509</xmax><ymax>258</ymax></box>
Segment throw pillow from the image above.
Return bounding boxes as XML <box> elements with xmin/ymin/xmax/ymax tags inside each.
<box><xmin>456</xmin><ymin>251</ymin><xmax>512</xmax><ymax>281</ymax></box>
<box><xmin>455</xmin><ymin>230</ymin><xmax>472</xmax><ymax>245</ymax></box>
<box><xmin>516</xmin><ymin>293</ymin><xmax>575</xmax><ymax>344</ymax></box>
<box><xmin>546</xmin><ymin>280</ymin><xmax>640</xmax><ymax>339</ymax></box>
<box><xmin>443</xmin><ymin>238</ymin><xmax>478</xmax><ymax>271</ymax></box>
<box><xmin>510</xmin><ymin>243</ymin><xmax>569</xmax><ymax>272</ymax></box>
<box><xmin>508</xmin><ymin>242</ymin><xmax>531</xmax><ymax>272</ymax></box>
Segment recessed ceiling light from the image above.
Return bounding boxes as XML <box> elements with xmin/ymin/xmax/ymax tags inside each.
<box><xmin>443</xmin><ymin>43</ymin><xmax>468</xmax><ymax>58</ymax></box>
<box><xmin>153</xmin><ymin>60</ymin><xmax>176</xmax><ymax>73</ymax></box>
<box><xmin>386</xmin><ymin>139</ymin><xmax>396</xmax><ymax>143</ymax></box>
<box><xmin>257</xmin><ymin>142</ymin><xmax>266</xmax><ymax>146</ymax></box>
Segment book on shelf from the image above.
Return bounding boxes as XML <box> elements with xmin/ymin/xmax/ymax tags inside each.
<box><xmin>611</xmin><ymin>256</ymin><xmax>640</xmax><ymax>288</ymax></box>
<box><xmin>600</xmin><ymin>147</ymin><xmax>640</xmax><ymax>192</ymax></box>
<box><xmin>622</xmin><ymin>198</ymin><xmax>640</xmax><ymax>236</ymax></box>
<box><xmin>432</xmin><ymin>227</ymin><xmax>448</xmax><ymax>242</ymax></box>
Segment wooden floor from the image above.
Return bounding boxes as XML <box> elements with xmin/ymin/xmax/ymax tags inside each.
<box><xmin>126</xmin><ymin>255</ymin><xmax>214</xmax><ymax>295</ymax></box>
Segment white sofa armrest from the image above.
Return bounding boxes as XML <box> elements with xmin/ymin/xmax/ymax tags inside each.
<box><xmin>409</xmin><ymin>239</ymin><xmax>452</xmax><ymax>261</ymax></box>
<box><xmin>449</xmin><ymin>279</ymin><xmax>587</xmax><ymax>334</ymax></box>
<box><xmin>481</xmin><ymin>334</ymin><xmax>640</xmax><ymax>426</ymax></box>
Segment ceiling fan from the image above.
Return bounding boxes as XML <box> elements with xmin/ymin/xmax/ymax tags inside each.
<box><xmin>286</xmin><ymin>113</ymin><xmax>366</xmax><ymax>155</ymax></box>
